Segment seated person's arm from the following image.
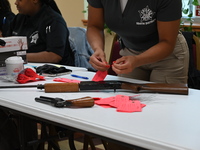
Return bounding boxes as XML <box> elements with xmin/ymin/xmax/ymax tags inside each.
<box><xmin>27</xmin><ymin>51</ymin><xmax>62</xmax><ymax>63</ymax></box>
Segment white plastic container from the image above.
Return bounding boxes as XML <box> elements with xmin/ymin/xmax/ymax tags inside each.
<box><xmin>5</xmin><ymin>56</ymin><xmax>24</xmax><ymax>78</ymax></box>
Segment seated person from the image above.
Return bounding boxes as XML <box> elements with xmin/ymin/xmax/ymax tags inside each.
<box><xmin>0</xmin><ymin>0</ymin><xmax>74</xmax><ymax>149</ymax></box>
<box><xmin>6</xmin><ymin>0</ymin><xmax>74</xmax><ymax>66</ymax></box>
<box><xmin>0</xmin><ymin>0</ymin><xmax>15</xmax><ymax>37</ymax></box>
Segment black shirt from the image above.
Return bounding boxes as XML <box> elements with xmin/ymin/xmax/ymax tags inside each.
<box><xmin>7</xmin><ymin>4</ymin><xmax>74</xmax><ymax>66</ymax></box>
<box><xmin>87</xmin><ymin>0</ymin><xmax>182</xmax><ymax>51</ymax></box>
<box><xmin>0</xmin><ymin>10</ymin><xmax>15</xmax><ymax>37</ymax></box>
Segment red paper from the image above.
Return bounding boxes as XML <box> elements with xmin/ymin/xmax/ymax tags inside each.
<box><xmin>95</xmin><ymin>97</ymin><xmax>115</xmax><ymax>105</ymax></box>
<box><xmin>117</xmin><ymin>103</ymin><xmax>137</xmax><ymax>112</ymax></box>
<box><xmin>53</xmin><ymin>78</ymin><xmax>80</xmax><ymax>83</ymax></box>
<box><xmin>109</xmin><ymin>95</ymin><xmax>129</xmax><ymax>107</ymax></box>
<box><xmin>92</xmin><ymin>71</ymin><xmax>108</xmax><ymax>81</ymax></box>
<box><xmin>94</xmin><ymin>95</ymin><xmax>146</xmax><ymax>113</ymax></box>
<box><xmin>96</xmin><ymin>104</ymin><xmax>113</xmax><ymax>108</ymax></box>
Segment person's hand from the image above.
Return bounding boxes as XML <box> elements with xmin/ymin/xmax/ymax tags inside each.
<box><xmin>89</xmin><ymin>50</ymin><xmax>110</xmax><ymax>71</ymax></box>
<box><xmin>112</xmin><ymin>55</ymin><xmax>138</xmax><ymax>75</ymax></box>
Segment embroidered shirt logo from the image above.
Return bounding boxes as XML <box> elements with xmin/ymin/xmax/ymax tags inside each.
<box><xmin>136</xmin><ymin>5</ymin><xmax>156</xmax><ymax>25</ymax></box>
<box><xmin>30</xmin><ymin>31</ymin><xmax>39</xmax><ymax>44</ymax></box>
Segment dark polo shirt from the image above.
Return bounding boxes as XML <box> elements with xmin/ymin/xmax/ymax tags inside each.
<box><xmin>87</xmin><ymin>0</ymin><xmax>182</xmax><ymax>51</ymax></box>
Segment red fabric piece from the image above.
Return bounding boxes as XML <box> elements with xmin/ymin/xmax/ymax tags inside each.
<box><xmin>24</xmin><ymin>68</ymin><xmax>45</xmax><ymax>79</ymax></box>
<box><xmin>16</xmin><ymin>68</ymin><xmax>45</xmax><ymax>84</ymax></box>
<box><xmin>17</xmin><ymin>74</ymin><xmax>37</xmax><ymax>84</ymax></box>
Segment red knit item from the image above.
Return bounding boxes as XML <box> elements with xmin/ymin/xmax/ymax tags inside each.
<box><xmin>17</xmin><ymin>74</ymin><xmax>37</xmax><ymax>84</ymax></box>
<box><xmin>24</xmin><ymin>68</ymin><xmax>44</xmax><ymax>79</ymax></box>
<box><xmin>16</xmin><ymin>68</ymin><xmax>45</xmax><ymax>84</ymax></box>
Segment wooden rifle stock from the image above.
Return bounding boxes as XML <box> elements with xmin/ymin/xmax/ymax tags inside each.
<box><xmin>121</xmin><ymin>82</ymin><xmax>188</xmax><ymax>95</ymax></box>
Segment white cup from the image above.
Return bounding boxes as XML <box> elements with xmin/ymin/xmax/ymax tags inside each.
<box><xmin>5</xmin><ymin>56</ymin><xmax>24</xmax><ymax>78</ymax></box>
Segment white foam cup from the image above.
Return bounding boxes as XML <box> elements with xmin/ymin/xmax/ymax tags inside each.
<box><xmin>5</xmin><ymin>56</ymin><xmax>24</xmax><ymax>77</ymax></box>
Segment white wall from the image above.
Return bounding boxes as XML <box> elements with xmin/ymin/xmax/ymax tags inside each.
<box><xmin>9</xmin><ymin>0</ymin><xmax>86</xmax><ymax>27</ymax></box>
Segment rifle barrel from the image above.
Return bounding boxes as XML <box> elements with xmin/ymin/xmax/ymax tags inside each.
<box><xmin>0</xmin><ymin>85</ymin><xmax>38</xmax><ymax>88</ymax></box>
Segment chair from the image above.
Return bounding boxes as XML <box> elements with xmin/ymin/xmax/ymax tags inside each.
<box><xmin>193</xmin><ymin>34</ymin><xmax>200</xmax><ymax>70</ymax></box>
<box><xmin>68</xmin><ymin>27</ymin><xmax>96</xmax><ymax>72</ymax></box>
<box><xmin>107</xmin><ymin>40</ymin><xmax>121</xmax><ymax>76</ymax></box>
<box><xmin>182</xmin><ymin>31</ymin><xmax>200</xmax><ymax>89</ymax></box>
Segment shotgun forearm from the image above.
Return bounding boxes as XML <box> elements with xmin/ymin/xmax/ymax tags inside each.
<box><xmin>37</xmin><ymin>82</ymin><xmax>79</xmax><ymax>93</ymax></box>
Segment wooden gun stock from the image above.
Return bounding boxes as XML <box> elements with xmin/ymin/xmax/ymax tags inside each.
<box><xmin>121</xmin><ymin>82</ymin><xmax>188</xmax><ymax>95</ymax></box>
<box><xmin>67</xmin><ymin>96</ymin><xmax>95</xmax><ymax>107</ymax></box>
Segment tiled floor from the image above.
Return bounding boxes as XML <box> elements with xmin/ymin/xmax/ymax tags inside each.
<box><xmin>58</xmin><ymin>136</ymin><xmax>105</xmax><ymax>150</ymax></box>
<box><xmin>39</xmin><ymin>129</ymin><xmax>105</xmax><ymax>150</ymax></box>
<box><xmin>57</xmin><ymin>132</ymin><xmax>105</xmax><ymax>150</ymax></box>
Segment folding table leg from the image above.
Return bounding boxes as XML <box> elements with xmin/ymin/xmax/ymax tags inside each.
<box><xmin>18</xmin><ymin>115</ymin><xmax>28</xmax><ymax>150</ymax></box>
<box><xmin>18</xmin><ymin>115</ymin><xmax>38</xmax><ymax>150</ymax></box>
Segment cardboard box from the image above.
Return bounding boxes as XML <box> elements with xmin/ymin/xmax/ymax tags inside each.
<box><xmin>0</xmin><ymin>36</ymin><xmax>27</xmax><ymax>76</ymax></box>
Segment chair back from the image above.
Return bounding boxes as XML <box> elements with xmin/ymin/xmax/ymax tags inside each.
<box><xmin>68</xmin><ymin>27</ymin><xmax>96</xmax><ymax>71</ymax></box>
<box><xmin>182</xmin><ymin>31</ymin><xmax>200</xmax><ymax>89</ymax></box>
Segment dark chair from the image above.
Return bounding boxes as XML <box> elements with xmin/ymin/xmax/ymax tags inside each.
<box><xmin>68</xmin><ymin>27</ymin><xmax>96</xmax><ymax>72</ymax></box>
<box><xmin>181</xmin><ymin>31</ymin><xmax>200</xmax><ymax>89</ymax></box>
<box><xmin>107</xmin><ymin>40</ymin><xmax>121</xmax><ymax>76</ymax></box>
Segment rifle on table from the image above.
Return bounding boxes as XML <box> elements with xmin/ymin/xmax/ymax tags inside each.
<box><xmin>0</xmin><ymin>80</ymin><xmax>188</xmax><ymax>95</ymax></box>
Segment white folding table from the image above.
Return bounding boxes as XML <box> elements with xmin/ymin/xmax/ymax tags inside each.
<box><xmin>0</xmin><ymin>69</ymin><xmax>200</xmax><ymax>150</ymax></box>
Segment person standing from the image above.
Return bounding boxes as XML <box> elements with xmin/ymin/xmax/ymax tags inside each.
<box><xmin>87</xmin><ymin>0</ymin><xmax>189</xmax><ymax>84</ymax></box>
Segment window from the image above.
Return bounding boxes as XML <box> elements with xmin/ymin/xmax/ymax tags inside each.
<box><xmin>182</xmin><ymin>0</ymin><xmax>200</xmax><ymax>23</ymax></box>
<box><xmin>182</xmin><ymin>0</ymin><xmax>194</xmax><ymax>17</ymax></box>
<box><xmin>84</xmin><ymin>0</ymin><xmax>88</xmax><ymax>19</ymax></box>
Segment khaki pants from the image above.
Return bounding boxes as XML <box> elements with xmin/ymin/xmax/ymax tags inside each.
<box><xmin>119</xmin><ymin>33</ymin><xmax>189</xmax><ymax>84</ymax></box>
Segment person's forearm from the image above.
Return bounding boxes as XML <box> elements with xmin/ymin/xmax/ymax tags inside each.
<box><xmin>134</xmin><ymin>40</ymin><xmax>176</xmax><ymax>67</ymax></box>
<box><xmin>86</xmin><ymin>26</ymin><xmax>105</xmax><ymax>52</ymax></box>
<box><xmin>27</xmin><ymin>51</ymin><xmax>62</xmax><ymax>63</ymax></box>
<box><xmin>134</xmin><ymin>19</ymin><xmax>180</xmax><ymax>68</ymax></box>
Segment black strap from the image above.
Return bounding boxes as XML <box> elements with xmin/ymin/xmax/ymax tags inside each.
<box><xmin>119</xmin><ymin>37</ymin><xmax>125</xmax><ymax>49</ymax></box>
